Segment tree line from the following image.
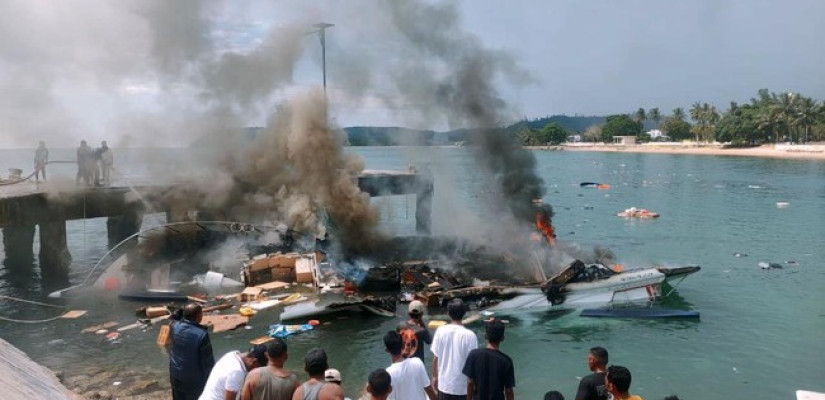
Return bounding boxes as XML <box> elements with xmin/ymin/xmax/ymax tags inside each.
<box><xmin>516</xmin><ymin>89</ymin><xmax>825</xmax><ymax>145</ymax></box>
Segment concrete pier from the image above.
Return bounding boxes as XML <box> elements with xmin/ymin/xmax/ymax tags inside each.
<box><xmin>2</xmin><ymin>224</ymin><xmax>35</xmax><ymax>268</ymax></box>
<box><xmin>0</xmin><ymin>170</ymin><xmax>434</xmax><ymax>283</ymax></box>
<box><xmin>0</xmin><ymin>338</ymin><xmax>84</xmax><ymax>400</ymax></box>
<box><xmin>106</xmin><ymin>210</ymin><xmax>144</xmax><ymax>249</ymax></box>
<box><xmin>38</xmin><ymin>221</ymin><xmax>72</xmax><ymax>280</ymax></box>
<box><xmin>358</xmin><ymin>169</ymin><xmax>434</xmax><ymax>234</ymax></box>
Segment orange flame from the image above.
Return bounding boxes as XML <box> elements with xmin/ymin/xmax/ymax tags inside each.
<box><xmin>535</xmin><ymin>212</ymin><xmax>556</xmax><ymax>246</ymax></box>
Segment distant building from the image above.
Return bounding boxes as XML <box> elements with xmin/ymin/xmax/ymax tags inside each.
<box><xmin>567</xmin><ymin>134</ymin><xmax>582</xmax><ymax>143</ymax></box>
<box><xmin>646</xmin><ymin>129</ymin><xmax>668</xmax><ymax>140</ymax></box>
<box><xmin>612</xmin><ymin>136</ymin><xmax>637</xmax><ymax>145</ymax></box>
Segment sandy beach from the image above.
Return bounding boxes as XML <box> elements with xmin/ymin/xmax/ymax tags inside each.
<box><xmin>531</xmin><ymin>143</ymin><xmax>825</xmax><ymax>160</ymax></box>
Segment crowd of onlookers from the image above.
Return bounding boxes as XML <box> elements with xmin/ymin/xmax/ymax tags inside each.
<box><xmin>167</xmin><ymin>301</ymin><xmax>679</xmax><ymax>400</ymax></box>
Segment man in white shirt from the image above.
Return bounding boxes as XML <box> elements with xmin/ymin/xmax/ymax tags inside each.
<box><xmin>430</xmin><ymin>298</ymin><xmax>478</xmax><ymax>400</ymax></box>
<box><xmin>199</xmin><ymin>345</ymin><xmax>268</xmax><ymax>400</ymax></box>
<box><xmin>384</xmin><ymin>331</ymin><xmax>436</xmax><ymax>400</ymax></box>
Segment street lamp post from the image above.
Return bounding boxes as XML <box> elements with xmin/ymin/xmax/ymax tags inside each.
<box><xmin>312</xmin><ymin>23</ymin><xmax>334</xmax><ymax>97</ymax></box>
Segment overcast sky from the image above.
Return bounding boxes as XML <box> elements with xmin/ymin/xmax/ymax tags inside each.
<box><xmin>0</xmin><ymin>0</ymin><xmax>823</xmax><ymax>148</ymax></box>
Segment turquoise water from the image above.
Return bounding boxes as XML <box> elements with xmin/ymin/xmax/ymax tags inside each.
<box><xmin>1</xmin><ymin>147</ymin><xmax>824</xmax><ymax>399</ymax></box>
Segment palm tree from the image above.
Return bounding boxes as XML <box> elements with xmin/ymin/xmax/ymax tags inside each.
<box><xmin>634</xmin><ymin>108</ymin><xmax>646</xmax><ymax>133</ymax></box>
<box><xmin>773</xmin><ymin>92</ymin><xmax>798</xmax><ymax>142</ymax></box>
<box><xmin>706</xmin><ymin>104</ymin><xmax>720</xmax><ymax>142</ymax></box>
<box><xmin>758</xmin><ymin>106</ymin><xmax>783</xmax><ymax>143</ymax></box>
<box><xmin>649</xmin><ymin>108</ymin><xmax>661</xmax><ymax>129</ymax></box>
<box><xmin>672</xmin><ymin>107</ymin><xmax>686</xmax><ymax>121</ymax></box>
<box><xmin>794</xmin><ymin>96</ymin><xmax>819</xmax><ymax>143</ymax></box>
<box><xmin>689</xmin><ymin>102</ymin><xmax>705</xmax><ymax>141</ymax></box>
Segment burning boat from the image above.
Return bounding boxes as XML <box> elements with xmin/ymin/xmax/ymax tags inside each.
<box><xmin>49</xmin><ymin>221</ymin><xmax>396</xmax><ymax>320</ymax></box>
<box><xmin>238</xmin><ymin>250</ymin><xmax>396</xmax><ymax>320</ymax></box>
<box><xmin>484</xmin><ymin>261</ymin><xmax>699</xmax><ymax>313</ymax></box>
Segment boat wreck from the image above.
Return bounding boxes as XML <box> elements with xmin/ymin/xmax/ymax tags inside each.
<box><xmin>48</xmin><ymin>220</ymin><xmax>699</xmax><ymax>322</ymax></box>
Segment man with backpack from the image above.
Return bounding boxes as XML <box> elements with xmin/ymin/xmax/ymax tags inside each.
<box><xmin>384</xmin><ymin>331</ymin><xmax>437</xmax><ymax>400</ymax></box>
<box><xmin>399</xmin><ymin>300</ymin><xmax>432</xmax><ymax>363</ymax></box>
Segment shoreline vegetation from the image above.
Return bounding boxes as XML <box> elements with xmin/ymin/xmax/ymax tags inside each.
<box><xmin>526</xmin><ymin>143</ymin><xmax>825</xmax><ymax>160</ymax></box>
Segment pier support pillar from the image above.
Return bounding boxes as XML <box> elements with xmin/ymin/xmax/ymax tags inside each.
<box><xmin>107</xmin><ymin>209</ymin><xmax>143</xmax><ymax>249</ymax></box>
<box><xmin>38</xmin><ymin>221</ymin><xmax>71</xmax><ymax>281</ymax></box>
<box><xmin>2</xmin><ymin>225</ymin><xmax>36</xmax><ymax>269</ymax></box>
<box><xmin>415</xmin><ymin>182</ymin><xmax>433</xmax><ymax>234</ymax></box>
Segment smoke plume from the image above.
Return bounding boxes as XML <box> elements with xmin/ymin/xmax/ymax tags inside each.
<box><xmin>2</xmin><ymin>0</ymin><xmax>561</xmax><ymax>268</ymax></box>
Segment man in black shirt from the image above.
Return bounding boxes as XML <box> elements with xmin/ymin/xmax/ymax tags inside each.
<box><xmin>575</xmin><ymin>346</ymin><xmax>608</xmax><ymax>400</ymax></box>
<box><xmin>462</xmin><ymin>319</ymin><xmax>515</xmax><ymax>400</ymax></box>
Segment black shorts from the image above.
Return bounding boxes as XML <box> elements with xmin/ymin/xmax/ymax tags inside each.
<box><xmin>438</xmin><ymin>392</ymin><xmax>466</xmax><ymax>400</ymax></box>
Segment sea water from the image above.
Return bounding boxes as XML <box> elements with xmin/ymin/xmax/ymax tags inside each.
<box><xmin>1</xmin><ymin>147</ymin><xmax>823</xmax><ymax>399</ymax></box>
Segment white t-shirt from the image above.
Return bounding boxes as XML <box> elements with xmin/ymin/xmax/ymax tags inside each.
<box><xmin>386</xmin><ymin>357</ymin><xmax>431</xmax><ymax>400</ymax></box>
<box><xmin>198</xmin><ymin>351</ymin><xmax>247</xmax><ymax>400</ymax></box>
<box><xmin>430</xmin><ymin>323</ymin><xmax>478</xmax><ymax>396</ymax></box>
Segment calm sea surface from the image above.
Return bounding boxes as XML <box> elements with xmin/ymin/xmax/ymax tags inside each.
<box><xmin>1</xmin><ymin>147</ymin><xmax>823</xmax><ymax>399</ymax></box>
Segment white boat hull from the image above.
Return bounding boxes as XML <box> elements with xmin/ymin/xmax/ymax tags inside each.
<box><xmin>488</xmin><ymin>268</ymin><xmax>666</xmax><ymax>313</ymax></box>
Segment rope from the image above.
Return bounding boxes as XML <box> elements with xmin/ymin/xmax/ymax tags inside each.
<box><xmin>0</xmin><ymin>160</ymin><xmax>77</xmax><ymax>186</ymax></box>
<box><xmin>0</xmin><ymin>314</ymin><xmax>67</xmax><ymax>324</ymax></box>
<box><xmin>0</xmin><ymin>295</ymin><xmax>68</xmax><ymax>324</ymax></box>
<box><xmin>0</xmin><ymin>295</ymin><xmax>65</xmax><ymax>308</ymax></box>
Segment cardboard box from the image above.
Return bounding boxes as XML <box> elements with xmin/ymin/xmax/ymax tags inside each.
<box><xmin>245</xmin><ymin>268</ymin><xmax>272</xmax><ymax>286</ymax></box>
<box><xmin>295</xmin><ymin>258</ymin><xmax>314</xmax><ymax>284</ymax></box>
<box><xmin>241</xmin><ymin>287</ymin><xmax>264</xmax><ymax>302</ymax></box>
<box><xmin>270</xmin><ymin>267</ymin><xmax>295</xmax><ymax>282</ymax></box>
<box><xmin>269</xmin><ymin>253</ymin><xmax>298</xmax><ymax>268</ymax></box>
<box><xmin>255</xmin><ymin>281</ymin><xmax>290</xmax><ymax>291</ymax></box>
<box><xmin>248</xmin><ymin>255</ymin><xmax>271</xmax><ymax>271</ymax></box>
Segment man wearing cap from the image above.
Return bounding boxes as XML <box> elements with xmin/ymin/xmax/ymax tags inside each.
<box><xmin>242</xmin><ymin>338</ymin><xmax>300</xmax><ymax>400</ymax></box>
<box><xmin>430</xmin><ymin>298</ymin><xmax>478</xmax><ymax>400</ymax></box>
<box><xmin>291</xmin><ymin>348</ymin><xmax>345</xmax><ymax>400</ymax></box>
<box><xmin>199</xmin><ymin>345</ymin><xmax>268</xmax><ymax>400</ymax></box>
<box><xmin>324</xmin><ymin>369</ymin><xmax>352</xmax><ymax>400</ymax></box>
<box><xmin>405</xmin><ymin>300</ymin><xmax>432</xmax><ymax>363</ymax></box>
<box><xmin>462</xmin><ymin>319</ymin><xmax>515</xmax><ymax>400</ymax></box>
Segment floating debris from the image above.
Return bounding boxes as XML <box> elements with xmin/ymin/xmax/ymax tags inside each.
<box><xmin>82</xmin><ymin>322</ymin><xmax>118</xmax><ymax>334</ymax></box>
<box><xmin>268</xmin><ymin>323</ymin><xmax>314</xmax><ymax>338</ymax></box>
<box><xmin>758</xmin><ymin>262</ymin><xmax>783</xmax><ymax>270</ymax></box>
<box><xmin>60</xmin><ymin>310</ymin><xmax>87</xmax><ymax>319</ymax></box>
<box><xmin>617</xmin><ymin>207</ymin><xmax>660</xmax><ymax>218</ymax></box>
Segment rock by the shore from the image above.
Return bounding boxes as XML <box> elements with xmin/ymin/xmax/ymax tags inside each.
<box><xmin>61</xmin><ymin>366</ymin><xmax>170</xmax><ymax>400</ymax></box>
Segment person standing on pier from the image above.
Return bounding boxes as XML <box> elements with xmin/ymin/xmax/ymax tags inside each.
<box><xmin>169</xmin><ymin>303</ymin><xmax>215</xmax><ymax>400</ymax></box>
<box><xmin>34</xmin><ymin>141</ymin><xmax>48</xmax><ymax>182</ymax></box>
<box><xmin>99</xmin><ymin>141</ymin><xmax>113</xmax><ymax>186</ymax></box>
<box><xmin>75</xmin><ymin>140</ymin><xmax>92</xmax><ymax>185</ymax></box>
